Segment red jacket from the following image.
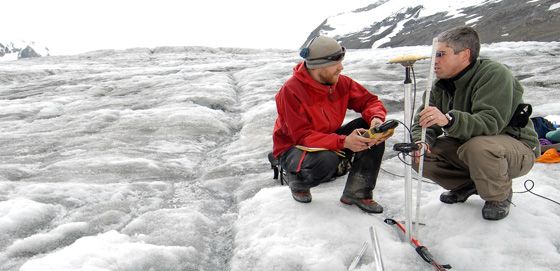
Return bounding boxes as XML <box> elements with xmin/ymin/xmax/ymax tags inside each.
<box><xmin>272</xmin><ymin>62</ymin><xmax>387</xmax><ymax>157</ymax></box>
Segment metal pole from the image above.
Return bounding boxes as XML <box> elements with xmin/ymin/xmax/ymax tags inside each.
<box><xmin>403</xmin><ymin>65</ymin><xmax>413</xmax><ymax>243</ymax></box>
<box><xmin>415</xmin><ymin>38</ymin><xmax>439</xmax><ymax>238</ymax></box>
<box><xmin>387</xmin><ymin>54</ymin><xmax>429</xmax><ymax>244</ymax></box>
<box><xmin>348</xmin><ymin>241</ymin><xmax>368</xmax><ymax>271</ymax></box>
<box><xmin>369</xmin><ymin>226</ymin><xmax>385</xmax><ymax>271</ymax></box>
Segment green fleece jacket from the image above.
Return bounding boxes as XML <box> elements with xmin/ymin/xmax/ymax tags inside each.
<box><xmin>412</xmin><ymin>59</ymin><xmax>540</xmax><ymax>157</ymax></box>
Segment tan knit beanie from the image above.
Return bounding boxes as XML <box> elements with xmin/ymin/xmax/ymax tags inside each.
<box><xmin>300</xmin><ymin>36</ymin><xmax>345</xmax><ymax>69</ymax></box>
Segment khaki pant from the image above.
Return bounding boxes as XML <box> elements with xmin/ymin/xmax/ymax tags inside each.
<box><xmin>417</xmin><ymin>135</ymin><xmax>535</xmax><ymax>201</ymax></box>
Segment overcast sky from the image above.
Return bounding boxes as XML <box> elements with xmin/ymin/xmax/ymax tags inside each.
<box><xmin>3</xmin><ymin>0</ymin><xmax>373</xmax><ymax>55</ymax></box>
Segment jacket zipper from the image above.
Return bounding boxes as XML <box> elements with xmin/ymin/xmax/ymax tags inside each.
<box><xmin>322</xmin><ymin>107</ymin><xmax>332</xmax><ymax>131</ymax></box>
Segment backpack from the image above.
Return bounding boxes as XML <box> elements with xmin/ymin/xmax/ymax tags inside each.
<box><xmin>531</xmin><ymin>117</ymin><xmax>555</xmax><ymax>139</ymax></box>
<box><xmin>268</xmin><ymin>152</ymin><xmax>286</xmax><ymax>185</ymax></box>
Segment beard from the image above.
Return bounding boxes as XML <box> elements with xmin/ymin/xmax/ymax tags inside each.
<box><xmin>319</xmin><ymin>71</ymin><xmax>340</xmax><ymax>85</ymax></box>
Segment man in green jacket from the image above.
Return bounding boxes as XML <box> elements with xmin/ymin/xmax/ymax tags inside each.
<box><xmin>412</xmin><ymin>26</ymin><xmax>540</xmax><ymax>220</ymax></box>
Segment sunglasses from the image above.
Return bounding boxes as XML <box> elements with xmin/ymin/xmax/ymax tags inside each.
<box><xmin>308</xmin><ymin>47</ymin><xmax>346</xmax><ymax>61</ymax></box>
<box><xmin>436</xmin><ymin>48</ymin><xmax>468</xmax><ymax>58</ymax></box>
<box><xmin>435</xmin><ymin>51</ymin><xmax>447</xmax><ymax>58</ymax></box>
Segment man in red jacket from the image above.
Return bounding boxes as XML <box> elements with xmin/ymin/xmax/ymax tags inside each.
<box><xmin>272</xmin><ymin>35</ymin><xmax>390</xmax><ymax>213</ymax></box>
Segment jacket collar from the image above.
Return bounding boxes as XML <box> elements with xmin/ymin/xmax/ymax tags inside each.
<box><xmin>435</xmin><ymin>60</ymin><xmax>477</xmax><ymax>94</ymax></box>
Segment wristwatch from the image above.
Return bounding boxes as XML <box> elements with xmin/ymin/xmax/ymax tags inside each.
<box><xmin>444</xmin><ymin>112</ymin><xmax>454</xmax><ymax>128</ymax></box>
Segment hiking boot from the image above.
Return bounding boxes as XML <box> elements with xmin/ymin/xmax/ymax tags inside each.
<box><xmin>340</xmin><ymin>196</ymin><xmax>383</xmax><ymax>213</ymax></box>
<box><xmin>482</xmin><ymin>192</ymin><xmax>512</xmax><ymax>220</ymax></box>
<box><xmin>440</xmin><ymin>183</ymin><xmax>478</xmax><ymax>204</ymax></box>
<box><xmin>291</xmin><ymin>189</ymin><xmax>312</xmax><ymax>203</ymax></box>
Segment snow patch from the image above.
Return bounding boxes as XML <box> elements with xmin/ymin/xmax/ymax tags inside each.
<box><xmin>19</xmin><ymin>231</ymin><xmax>197</xmax><ymax>271</ymax></box>
<box><xmin>5</xmin><ymin>222</ymin><xmax>92</xmax><ymax>257</ymax></box>
<box><xmin>0</xmin><ymin>53</ymin><xmax>18</xmax><ymax>62</ymax></box>
<box><xmin>372</xmin><ymin>18</ymin><xmax>414</xmax><ymax>48</ymax></box>
<box><xmin>0</xmin><ymin>198</ymin><xmax>60</xmax><ymax>237</ymax></box>
<box><xmin>465</xmin><ymin>15</ymin><xmax>483</xmax><ymax>25</ymax></box>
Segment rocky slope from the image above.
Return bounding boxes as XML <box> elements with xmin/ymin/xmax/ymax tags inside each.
<box><xmin>304</xmin><ymin>0</ymin><xmax>560</xmax><ymax>48</ymax></box>
<box><xmin>0</xmin><ymin>41</ymin><xmax>48</xmax><ymax>60</ymax></box>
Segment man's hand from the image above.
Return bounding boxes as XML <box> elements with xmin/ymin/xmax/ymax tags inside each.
<box><xmin>418</xmin><ymin>106</ymin><xmax>448</xmax><ymax>128</ymax></box>
<box><xmin>368</xmin><ymin>117</ymin><xmax>393</xmax><ymax>145</ymax></box>
<box><xmin>370</xmin><ymin>118</ymin><xmax>383</xmax><ymax>129</ymax></box>
<box><xmin>412</xmin><ymin>142</ymin><xmax>431</xmax><ymax>165</ymax></box>
<box><xmin>344</xmin><ymin>129</ymin><xmax>375</xmax><ymax>152</ymax></box>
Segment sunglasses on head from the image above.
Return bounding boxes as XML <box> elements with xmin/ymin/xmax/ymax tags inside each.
<box><xmin>308</xmin><ymin>47</ymin><xmax>346</xmax><ymax>62</ymax></box>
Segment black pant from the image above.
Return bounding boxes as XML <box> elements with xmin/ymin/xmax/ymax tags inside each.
<box><xmin>279</xmin><ymin>118</ymin><xmax>384</xmax><ymax>198</ymax></box>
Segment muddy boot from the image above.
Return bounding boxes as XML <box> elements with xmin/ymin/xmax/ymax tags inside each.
<box><xmin>440</xmin><ymin>182</ymin><xmax>478</xmax><ymax>204</ymax></box>
<box><xmin>285</xmin><ymin>173</ymin><xmax>312</xmax><ymax>203</ymax></box>
<box><xmin>482</xmin><ymin>191</ymin><xmax>512</xmax><ymax>220</ymax></box>
<box><xmin>291</xmin><ymin>189</ymin><xmax>312</xmax><ymax>203</ymax></box>
<box><xmin>340</xmin><ymin>196</ymin><xmax>383</xmax><ymax>213</ymax></box>
<box><xmin>340</xmin><ymin>173</ymin><xmax>382</xmax><ymax>213</ymax></box>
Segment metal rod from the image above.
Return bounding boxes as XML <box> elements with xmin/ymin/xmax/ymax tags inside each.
<box><xmin>403</xmin><ymin>65</ymin><xmax>413</xmax><ymax>243</ymax></box>
<box><xmin>369</xmin><ymin>226</ymin><xmax>385</xmax><ymax>271</ymax></box>
<box><xmin>348</xmin><ymin>241</ymin><xmax>368</xmax><ymax>271</ymax></box>
<box><xmin>415</xmin><ymin>37</ymin><xmax>439</xmax><ymax>238</ymax></box>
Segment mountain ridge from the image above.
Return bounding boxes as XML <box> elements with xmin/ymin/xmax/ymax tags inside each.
<box><xmin>304</xmin><ymin>0</ymin><xmax>560</xmax><ymax>49</ymax></box>
<box><xmin>0</xmin><ymin>41</ymin><xmax>49</xmax><ymax>61</ymax></box>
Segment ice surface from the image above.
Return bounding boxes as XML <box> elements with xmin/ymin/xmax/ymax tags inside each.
<box><xmin>1</xmin><ymin>43</ymin><xmax>559</xmax><ymax>270</ymax></box>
